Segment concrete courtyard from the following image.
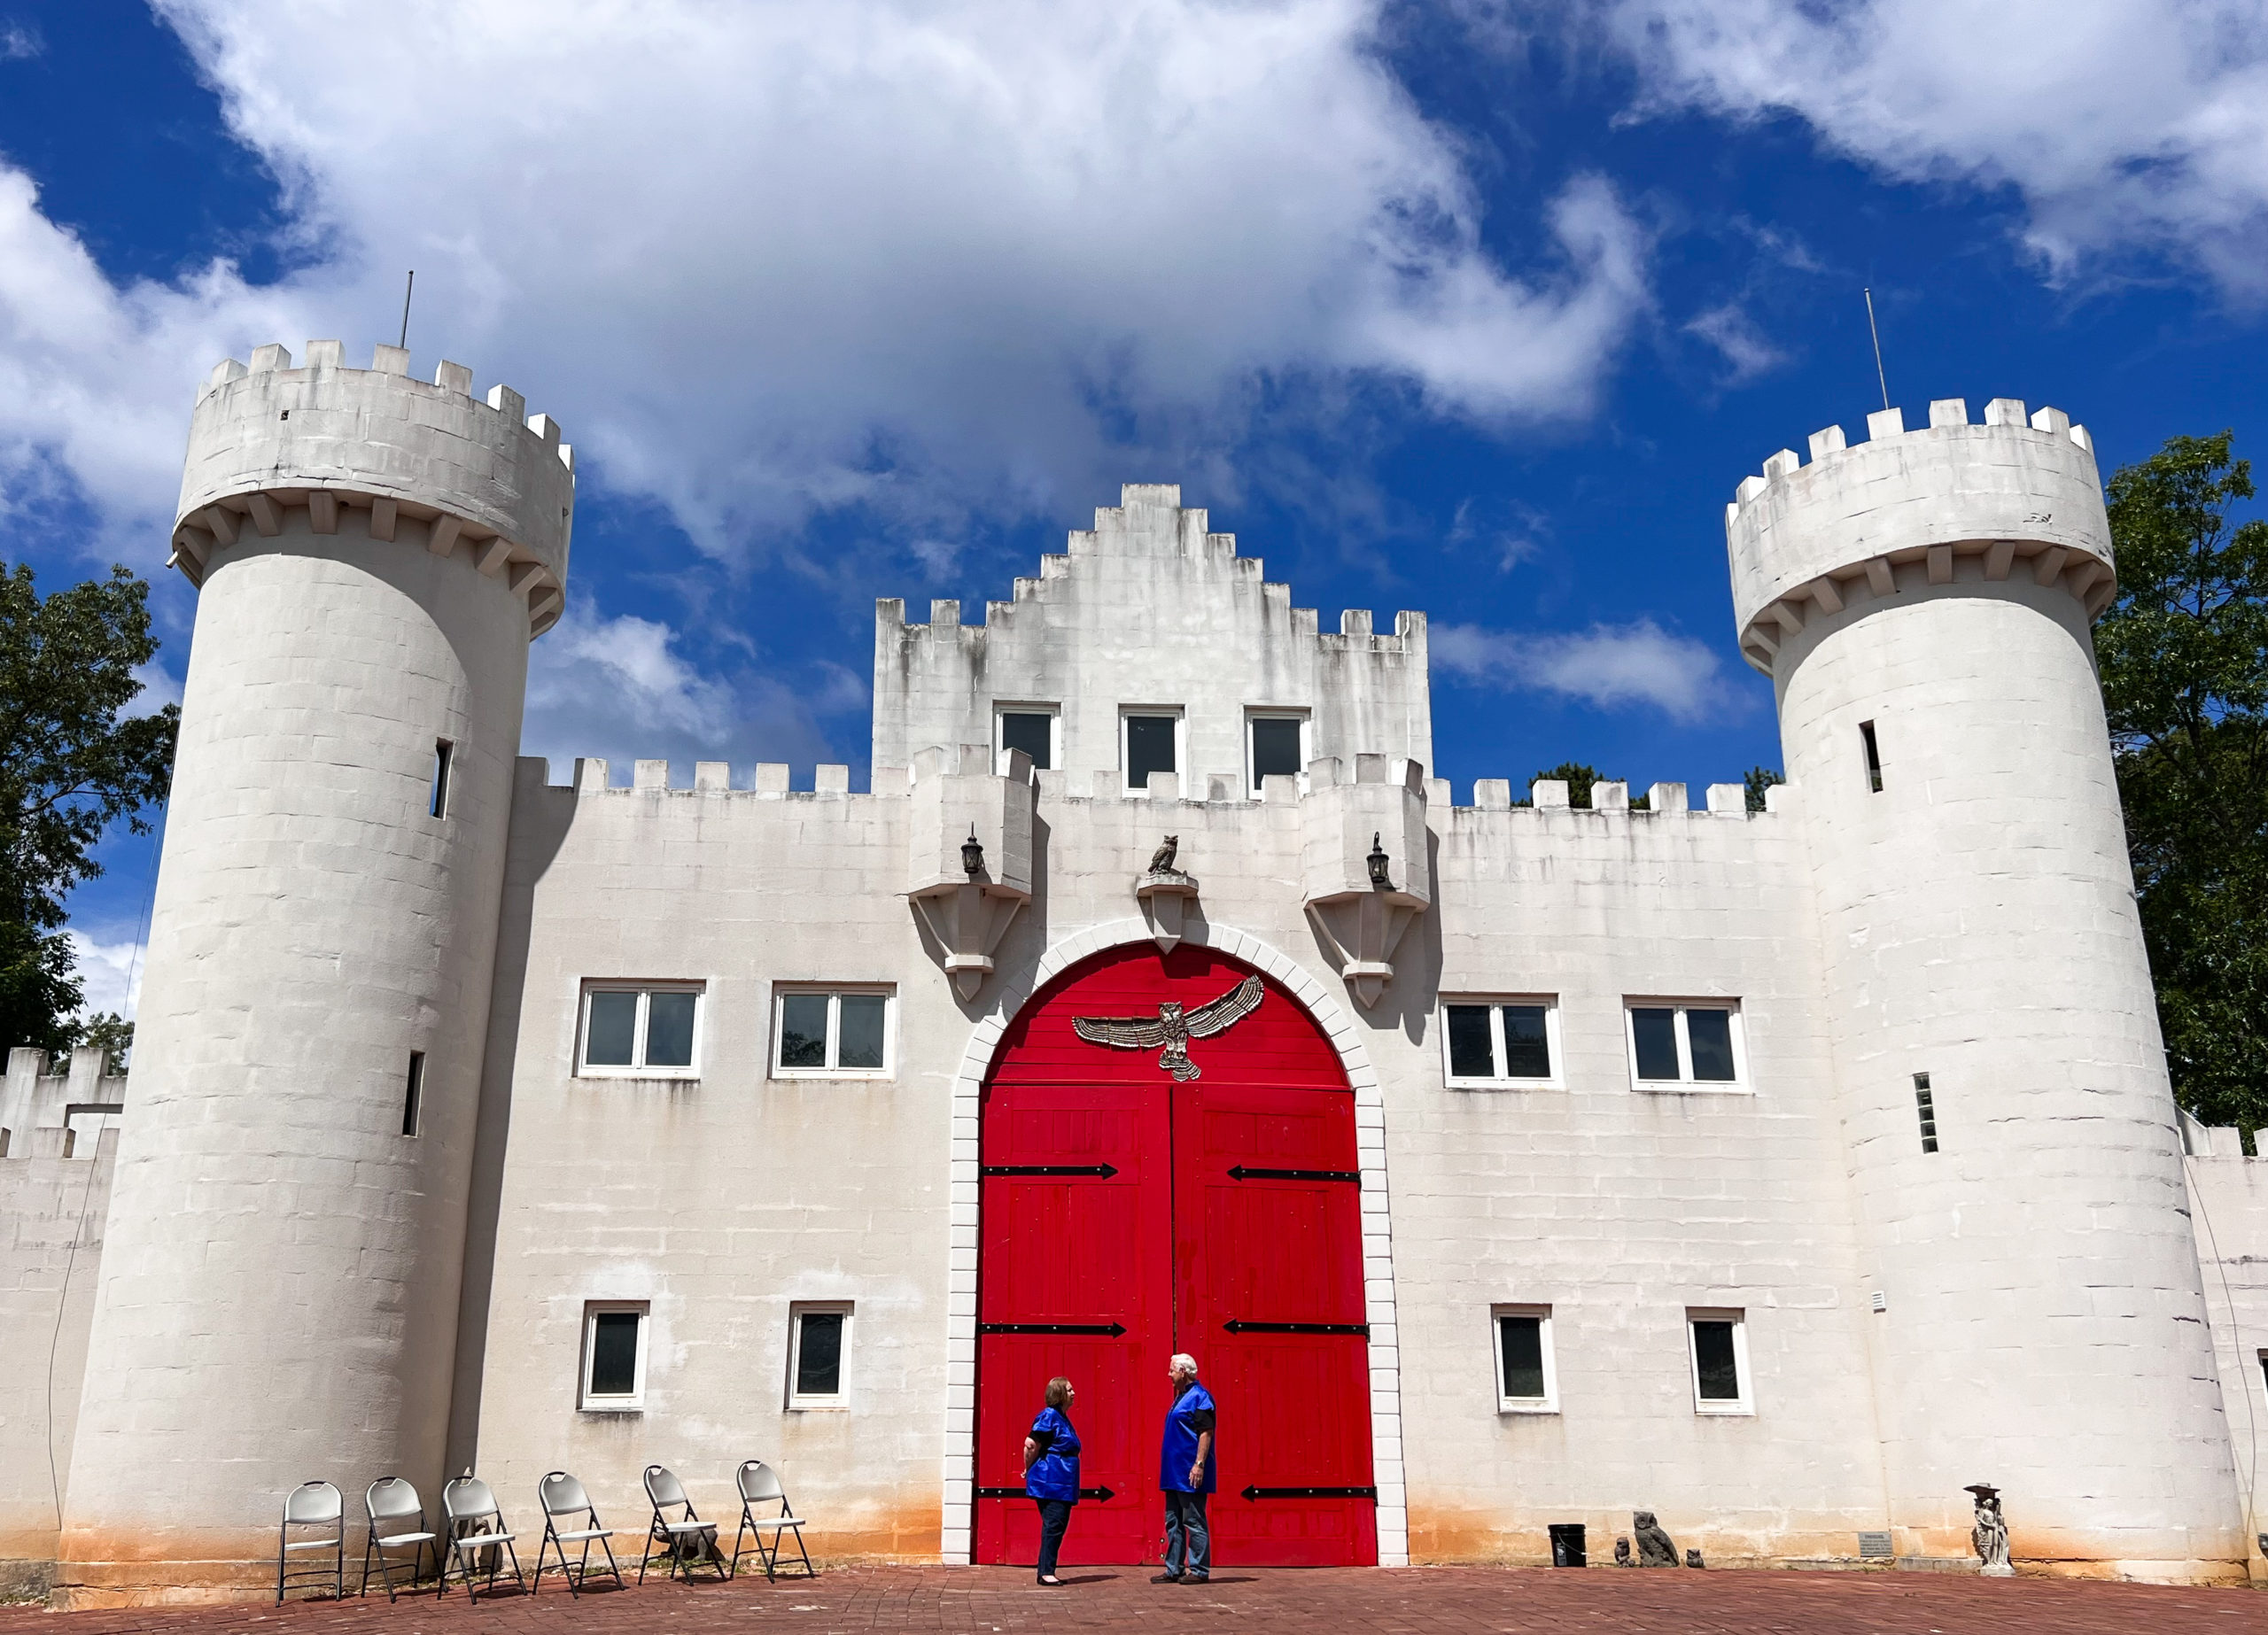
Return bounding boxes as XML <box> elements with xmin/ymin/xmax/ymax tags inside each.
<box><xmin>5</xmin><ymin>1565</ymin><xmax>2265</xmax><ymax>1635</ymax></box>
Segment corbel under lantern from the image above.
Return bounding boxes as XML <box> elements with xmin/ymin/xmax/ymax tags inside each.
<box><xmin>1299</xmin><ymin>757</ymin><xmax>1433</xmax><ymax>1009</ymax></box>
<box><xmin>906</xmin><ymin>745</ymin><xmax>1036</xmax><ymax>999</ymax></box>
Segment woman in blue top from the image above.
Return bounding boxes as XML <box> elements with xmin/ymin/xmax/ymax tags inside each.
<box><xmin>1021</xmin><ymin>1375</ymin><xmax>1081</xmax><ymax>1585</ymax></box>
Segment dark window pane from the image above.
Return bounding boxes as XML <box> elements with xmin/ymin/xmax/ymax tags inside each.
<box><xmin>1250</xmin><ymin>716</ymin><xmax>1303</xmax><ymax>784</ymax></box>
<box><xmin>837</xmin><ymin>994</ymin><xmax>887</xmax><ymax>1069</ymax></box>
<box><xmin>645</xmin><ymin>991</ymin><xmax>697</xmax><ymax>1067</ymax></box>
<box><xmin>585</xmin><ymin>991</ymin><xmax>638</xmax><ymax>1067</ymax></box>
<box><xmin>780</xmin><ymin>994</ymin><xmax>829</xmax><ymax>1068</ymax></box>
<box><xmin>1500</xmin><ymin>1005</ymin><xmax>1551</xmax><ymax>1078</ymax></box>
<box><xmin>1446</xmin><ymin>1006</ymin><xmax>1495</xmax><ymax>1079</ymax></box>
<box><xmin>1001</xmin><ymin>711</ymin><xmax>1052</xmax><ymax>770</ymax></box>
<box><xmin>1688</xmin><ymin>1010</ymin><xmax>1736</xmax><ymax>1081</ymax></box>
<box><xmin>589</xmin><ymin>1311</ymin><xmax>641</xmax><ymax>1397</ymax></box>
<box><xmin>796</xmin><ymin>1312</ymin><xmax>844</xmax><ymax>1396</ymax></box>
<box><xmin>1499</xmin><ymin>1316</ymin><xmax>1546</xmax><ymax>1399</ymax></box>
<box><xmin>1125</xmin><ymin>715</ymin><xmax>1177</xmax><ymax>787</ymax></box>
<box><xmin>1693</xmin><ymin>1320</ymin><xmax>1740</xmax><ymax>1400</ymax></box>
<box><xmin>1631</xmin><ymin>1008</ymin><xmax>1681</xmax><ymax>1081</ymax></box>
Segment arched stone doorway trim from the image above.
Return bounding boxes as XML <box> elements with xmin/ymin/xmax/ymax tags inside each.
<box><xmin>937</xmin><ymin>918</ymin><xmax>1409</xmax><ymax>1566</ymax></box>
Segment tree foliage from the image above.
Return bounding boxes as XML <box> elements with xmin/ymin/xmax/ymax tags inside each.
<box><xmin>1743</xmin><ymin>765</ymin><xmax>1784</xmax><ymax>813</ymax></box>
<box><xmin>0</xmin><ymin>562</ymin><xmax>179</xmax><ymax>1057</ymax></box>
<box><xmin>2093</xmin><ymin>431</ymin><xmax>2268</xmax><ymax>1127</ymax></box>
<box><xmin>1513</xmin><ymin>761</ymin><xmax>1650</xmax><ymax>810</ymax></box>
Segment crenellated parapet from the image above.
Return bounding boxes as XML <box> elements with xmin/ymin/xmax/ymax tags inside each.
<box><xmin>169</xmin><ymin>341</ymin><xmax>575</xmax><ymax>638</ymax></box>
<box><xmin>1724</xmin><ymin>399</ymin><xmax>2111</xmax><ymax>675</ymax></box>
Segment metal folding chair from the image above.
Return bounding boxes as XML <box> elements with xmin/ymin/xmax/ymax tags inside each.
<box><xmin>360</xmin><ymin>1476</ymin><xmax>439</xmax><ymax>1600</ymax></box>
<box><xmin>440</xmin><ymin>1475</ymin><xmax>526</xmax><ymax>1601</ymax></box>
<box><xmin>276</xmin><ymin>1480</ymin><xmax>345</xmax><ymax>1603</ymax></box>
<box><xmin>535</xmin><ymin>1470</ymin><xmax>624</xmax><ymax>1596</ymax></box>
<box><xmin>729</xmin><ymin>1460</ymin><xmax>816</xmax><ymax>1582</ymax></box>
<box><xmin>639</xmin><ymin>1464</ymin><xmax>726</xmax><ymax>1583</ymax></box>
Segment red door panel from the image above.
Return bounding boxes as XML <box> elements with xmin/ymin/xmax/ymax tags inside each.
<box><xmin>975</xmin><ymin>1080</ymin><xmax>1168</xmax><ymax>1564</ymax></box>
<box><xmin>975</xmin><ymin>945</ymin><xmax>1376</xmax><ymax>1568</ymax></box>
<box><xmin>1180</xmin><ymin>1081</ymin><xmax>1375</xmax><ymax>1565</ymax></box>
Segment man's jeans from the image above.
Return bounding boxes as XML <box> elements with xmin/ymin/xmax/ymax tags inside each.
<box><xmin>1163</xmin><ymin>1490</ymin><xmax>1210</xmax><ymax>1580</ymax></box>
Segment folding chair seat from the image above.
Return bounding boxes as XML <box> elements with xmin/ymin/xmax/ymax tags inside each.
<box><xmin>535</xmin><ymin>1470</ymin><xmax>624</xmax><ymax>1596</ymax></box>
<box><xmin>639</xmin><ymin>1464</ymin><xmax>727</xmax><ymax>1583</ymax></box>
<box><xmin>440</xmin><ymin>1475</ymin><xmax>526</xmax><ymax>1601</ymax></box>
<box><xmin>729</xmin><ymin>1460</ymin><xmax>816</xmax><ymax>1582</ymax></box>
<box><xmin>276</xmin><ymin>1480</ymin><xmax>345</xmax><ymax>1603</ymax></box>
<box><xmin>361</xmin><ymin>1476</ymin><xmax>439</xmax><ymax>1600</ymax></box>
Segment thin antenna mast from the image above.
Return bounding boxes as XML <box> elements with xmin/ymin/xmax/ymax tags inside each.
<box><xmin>398</xmin><ymin>271</ymin><xmax>416</xmax><ymax>351</ymax></box>
<box><xmin>1860</xmin><ymin>283</ymin><xmax>1896</xmax><ymax>407</ymax></box>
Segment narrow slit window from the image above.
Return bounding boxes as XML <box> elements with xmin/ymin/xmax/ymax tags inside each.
<box><xmin>431</xmin><ymin>740</ymin><xmax>454</xmax><ymax>818</ymax></box>
<box><xmin>1914</xmin><ymin>1073</ymin><xmax>1938</xmax><ymax>1153</ymax></box>
<box><xmin>1859</xmin><ymin>720</ymin><xmax>1883</xmax><ymax>793</ymax></box>
<box><xmin>788</xmin><ymin>1304</ymin><xmax>851</xmax><ymax>1408</ymax></box>
<box><xmin>402</xmin><ymin>1050</ymin><xmax>424</xmax><ymax>1136</ymax></box>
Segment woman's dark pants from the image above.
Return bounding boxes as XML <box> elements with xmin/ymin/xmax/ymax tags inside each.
<box><xmin>1035</xmin><ymin>1499</ymin><xmax>1073</xmax><ymax>1579</ymax></box>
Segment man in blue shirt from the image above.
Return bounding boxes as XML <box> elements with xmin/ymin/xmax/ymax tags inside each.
<box><xmin>1153</xmin><ymin>1352</ymin><xmax>1216</xmax><ymax>1584</ymax></box>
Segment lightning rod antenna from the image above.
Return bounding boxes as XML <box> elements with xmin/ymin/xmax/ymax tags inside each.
<box><xmin>1860</xmin><ymin>282</ymin><xmax>1896</xmax><ymax>407</ymax></box>
<box><xmin>398</xmin><ymin>271</ymin><xmax>416</xmax><ymax>351</ymax></box>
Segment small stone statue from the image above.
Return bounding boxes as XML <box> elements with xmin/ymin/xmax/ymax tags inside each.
<box><xmin>1148</xmin><ymin>834</ymin><xmax>1179</xmax><ymax>874</ymax></box>
<box><xmin>1612</xmin><ymin>1537</ymin><xmax>1632</xmax><ymax>1566</ymax></box>
<box><xmin>1965</xmin><ymin>1484</ymin><xmax>2013</xmax><ymax>1577</ymax></box>
<box><xmin>1685</xmin><ymin>1548</ymin><xmax>1705</xmax><ymax>1569</ymax></box>
<box><xmin>1633</xmin><ymin>1510</ymin><xmax>1679</xmax><ymax>1567</ymax></box>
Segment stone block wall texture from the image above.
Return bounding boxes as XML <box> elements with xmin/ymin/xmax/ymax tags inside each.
<box><xmin>1729</xmin><ymin>407</ymin><xmax>2245</xmax><ymax>1578</ymax></box>
<box><xmin>0</xmin><ymin>1051</ymin><xmax>121</xmax><ymax>1600</ymax></box>
<box><xmin>53</xmin><ymin>349</ymin><xmax>568</xmax><ymax>1604</ymax></box>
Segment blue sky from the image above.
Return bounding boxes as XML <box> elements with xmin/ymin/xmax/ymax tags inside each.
<box><xmin>3</xmin><ymin>0</ymin><xmax>2264</xmax><ymax>1016</ymax></box>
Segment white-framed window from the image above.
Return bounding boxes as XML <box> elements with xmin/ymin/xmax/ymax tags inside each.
<box><xmin>580</xmin><ymin>1301</ymin><xmax>649</xmax><ymax>1411</ymax></box>
<box><xmin>772</xmin><ymin>987</ymin><xmax>896</xmax><ymax>1078</ymax></box>
<box><xmin>578</xmin><ymin>982</ymin><xmax>704</xmax><ymax>1078</ymax></box>
<box><xmin>1245</xmin><ymin>709</ymin><xmax>1309</xmax><ymax>794</ymax></box>
<box><xmin>1120</xmin><ymin>707</ymin><xmax>1184</xmax><ymax>792</ymax></box>
<box><xmin>1492</xmin><ymin>1304</ymin><xmax>1557</xmax><ymax>1414</ymax></box>
<box><xmin>996</xmin><ymin>704</ymin><xmax>1058</xmax><ymax>771</ymax></box>
<box><xmin>1443</xmin><ymin>996</ymin><xmax>1561</xmax><ymax>1088</ymax></box>
<box><xmin>1625</xmin><ymin>1000</ymin><xmax>1746</xmax><ymax>1089</ymax></box>
<box><xmin>787</xmin><ymin>1302</ymin><xmax>852</xmax><ymax>1409</ymax></box>
<box><xmin>1687</xmin><ymin>1308</ymin><xmax>1751</xmax><ymax>1414</ymax></box>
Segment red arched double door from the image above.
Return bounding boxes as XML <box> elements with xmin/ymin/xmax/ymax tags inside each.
<box><xmin>973</xmin><ymin>943</ymin><xmax>1377</xmax><ymax>1568</ymax></box>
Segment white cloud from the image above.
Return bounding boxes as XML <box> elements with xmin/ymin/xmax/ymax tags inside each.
<box><xmin>66</xmin><ymin>931</ymin><xmax>145</xmax><ymax>1019</ymax></box>
<box><xmin>1431</xmin><ymin>616</ymin><xmax>1732</xmax><ymax>721</ymax></box>
<box><xmin>0</xmin><ymin>0</ymin><xmax>1657</xmax><ymax>566</ymax></box>
<box><xmin>1683</xmin><ymin>300</ymin><xmax>1783</xmax><ymax>384</ymax></box>
<box><xmin>1583</xmin><ymin>0</ymin><xmax>2268</xmax><ymax>296</ymax></box>
<box><xmin>523</xmin><ymin>602</ymin><xmax>843</xmax><ymax>779</ymax></box>
<box><xmin>0</xmin><ymin>21</ymin><xmax>40</xmax><ymax>60</ymax></box>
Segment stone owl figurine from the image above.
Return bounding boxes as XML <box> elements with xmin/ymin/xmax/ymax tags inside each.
<box><xmin>1149</xmin><ymin>835</ymin><xmax>1178</xmax><ymax>873</ymax></box>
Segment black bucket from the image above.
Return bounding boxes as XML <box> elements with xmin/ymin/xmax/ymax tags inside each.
<box><xmin>1549</xmin><ymin>1523</ymin><xmax>1587</xmax><ymax>1567</ymax></box>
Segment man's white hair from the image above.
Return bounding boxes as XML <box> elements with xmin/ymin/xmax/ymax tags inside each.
<box><xmin>1170</xmin><ymin>1353</ymin><xmax>1199</xmax><ymax>1375</ymax></box>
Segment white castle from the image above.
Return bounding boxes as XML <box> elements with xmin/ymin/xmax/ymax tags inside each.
<box><xmin>3</xmin><ymin>343</ymin><xmax>2266</xmax><ymax>1602</ymax></box>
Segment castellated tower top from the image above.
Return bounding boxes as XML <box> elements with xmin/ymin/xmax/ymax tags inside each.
<box><xmin>1722</xmin><ymin>398</ymin><xmax>2112</xmax><ymax>675</ymax></box>
<box><xmin>168</xmin><ymin>340</ymin><xmax>576</xmax><ymax>638</ymax></box>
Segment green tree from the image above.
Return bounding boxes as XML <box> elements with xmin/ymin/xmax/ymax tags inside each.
<box><xmin>0</xmin><ymin>563</ymin><xmax>179</xmax><ymax>1057</ymax></box>
<box><xmin>1744</xmin><ymin>765</ymin><xmax>1784</xmax><ymax>813</ymax></box>
<box><xmin>1514</xmin><ymin>761</ymin><xmax>1650</xmax><ymax>810</ymax></box>
<box><xmin>2093</xmin><ymin>431</ymin><xmax>2268</xmax><ymax>1127</ymax></box>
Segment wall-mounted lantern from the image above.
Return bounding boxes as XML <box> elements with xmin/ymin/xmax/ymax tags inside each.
<box><xmin>962</xmin><ymin>826</ymin><xmax>985</xmax><ymax>878</ymax></box>
<box><xmin>1366</xmin><ymin>832</ymin><xmax>1393</xmax><ymax>891</ymax></box>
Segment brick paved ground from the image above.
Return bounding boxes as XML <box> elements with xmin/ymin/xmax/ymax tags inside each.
<box><xmin>5</xmin><ymin>1564</ymin><xmax>2266</xmax><ymax>1635</ymax></box>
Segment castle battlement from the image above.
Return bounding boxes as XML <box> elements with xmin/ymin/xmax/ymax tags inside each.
<box><xmin>170</xmin><ymin>340</ymin><xmax>575</xmax><ymax>637</ymax></box>
<box><xmin>1723</xmin><ymin>398</ymin><xmax>2113</xmax><ymax>674</ymax></box>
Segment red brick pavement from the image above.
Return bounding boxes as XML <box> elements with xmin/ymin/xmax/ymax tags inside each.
<box><xmin>6</xmin><ymin>1565</ymin><xmax>2266</xmax><ymax>1635</ymax></box>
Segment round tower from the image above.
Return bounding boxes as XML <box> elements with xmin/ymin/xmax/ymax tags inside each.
<box><xmin>1726</xmin><ymin>399</ymin><xmax>2244</xmax><ymax>1580</ymax></box>
<box><xmin>56</xmin><ymin>341</ymin><xmax>571</xmax><ymax>1602</ymax></box>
